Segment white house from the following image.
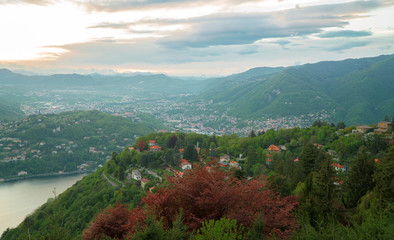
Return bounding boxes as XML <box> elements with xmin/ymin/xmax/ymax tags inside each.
<box><xmin>180</xmin><ymin>159</ymin><xmax>192</xmax><ymax>170</ymax></box>
<box><xmin>18</xmin><ymin>171</ymin><xmax>28</xmax><ymax>176</ymax></box>
<box><xmin>131</xmin><ymin>170</ymin><xmax>142</xmax><ymax>180</ymax></box>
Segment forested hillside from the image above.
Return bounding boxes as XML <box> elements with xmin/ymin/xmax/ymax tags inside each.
<box><xmin>2</xmin><ymin>122</ymin><xmax>393</xmax><ymax>239</ymax></box>
<box><xmin>0</xmin><ymin>96</ymin><xmax>24</xmax><ymax>121</ymax></box>
<box><xmin>0</xmin><ymin>111</ymin><xmax>154</xmax><ymax>179</ymax></box>
<box><xmin>199</xmin><ymin>54</ymin><xmax>394</xmax><ymax>125</ymax></box>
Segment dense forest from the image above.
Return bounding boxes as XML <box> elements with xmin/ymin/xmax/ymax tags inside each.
<box><xmin>2</xmin><ymin>118</ymin><xmax>393</xmax><ymax>239</ymax></box>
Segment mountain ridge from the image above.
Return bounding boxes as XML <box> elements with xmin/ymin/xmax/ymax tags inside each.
<box><xmin>197</xmin><ymin>54</ymin><xmax>394</xmax><ymax>125</ymax></box>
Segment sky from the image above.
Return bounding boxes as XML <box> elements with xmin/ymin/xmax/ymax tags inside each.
<box><xmin>0</xmin><ymin>0</ymin><xmax>393</xmax><ymax>76</ymax></box>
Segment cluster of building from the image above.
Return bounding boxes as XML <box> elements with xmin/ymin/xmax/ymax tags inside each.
<box><xmin>354</xmin><ymin>121</ymin><xmax>392</xmax><ymax>134</ymax></box>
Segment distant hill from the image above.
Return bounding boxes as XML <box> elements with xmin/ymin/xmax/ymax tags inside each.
<box><xmin>197</xmin><ymin>55</ymin><xmax>394</xmax><ymax>125</ymax></box>
<box><xmin>0</xmin><ymin>69</ymin><xmax>205</xmax><ymax>94</ymax></box>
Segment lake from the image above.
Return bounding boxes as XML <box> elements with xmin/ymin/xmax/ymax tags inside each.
<box><xmin>0</xmin><ymin>174</ymin><xmax>87</xmax><ymax>235</ymax></box>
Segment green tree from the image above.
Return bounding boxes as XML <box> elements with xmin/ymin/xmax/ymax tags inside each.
<box><xmin>233</xmin><ymin>169</ymin><xmax>246</xmax><ymax>180</ymax></box>
<box><xmin>313</xmin><ymin>157</ymin><xmax>338</xmax><ymax>223</ymax></box>
<box><xmin>195</xmin><ymin>218</ymin><xmax>248</xmax><ymax>240</ymax></box>
<box><xmin>299</xmin><ymin>157</ymin><xmax>339</xmax><ymax>229</ymax></box>
<box><xmin>299</xmin><ymin>143</ymin><xmax>318</xmax><ymax>176</ymax></box>
<box><xmin>184</xmin><ymin>143</ymin><xmax>198</xmax><ymax>162</ymax></box>
<box><xmin>365</xmin><ymin>134</ymin><xmax>388</xmax><ymax>154</ymax></box>
<box><xmin>292</xmin><ymin>162</ymin><xmax>306</xmax><ymax>188</ymax></box>
<box><xmin>344</xmin><ymin>146</ymin><xmax>375</xmax><ymax>208</ymax></box>
<box><xmin>383</xmin><ymin>114</ymin><xmax>389</xmax><ymax>122</ymax></box>
<box><xmin>248</xmin><ymin>215</ymin><xmax>265</xmax><ymax>240</ymax></box>
<box><xmin>336</xmin><ymin>121</ymin><xmax>346</xmax><ymax>130</ymax></box>
<box><xmin>118</xmin><ymin>161</ymin><xmax>126</xmax><ymax>181</ymax></box>
<box><xmin>373</xmin><ymin>146</ymin><xmax>394</xmax><ymax>209</ymax></box>
<box><xmin>248</xmin><ymin>130</ymin><xmax>256</xmax><ymax>138</ymax></box>
<box><xmin>132</xmin><ymin>214</ymin><xmax>192</xmax><ymax>240</ymax></box>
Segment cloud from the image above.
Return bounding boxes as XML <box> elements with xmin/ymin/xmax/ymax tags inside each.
<box><xmin>237</xmin><ymin>45</ymin><xmax>259</xmax><ymax>55</ymax></box>
<box><xmin>327</xmin><ymin>41</ymin><xmax>370</xmax><ymax>52</ymax></box>
<box><xmin>74</xmin><ymin>0</ymin><xmax>203</xmax><ymax>11</ymax></box>
<box><xmin>379</xmin><ymin>45</ymin><xmax>392</xmax><ymax>50</ymax></box>
<box><xmin>156</xmin><ymin>0</ymin><xmax>392</xmax><ymax>48</ymax></box>
<box><xmin>318</xmin><ymin>30</ymin><xmax>373</xmax><ymax>38</ymax></box>
<box><xmin>74</xmin><ymin>0</ymin><xmax>265</xmax><ymax>12</ymax></box>
<box><xmin>0</xmin><ymin>0</ymin><xmax>53</xmax><ymax>5</ymax></box>
<box><xmin>83</xmin><ymin>1</ymin><xmax>392</xmax><ymax>49</ymax></box>
<box><xmin>88</xmin><ymin>22</ymin><xmax>132</xmax><ymax>29</ymax></box>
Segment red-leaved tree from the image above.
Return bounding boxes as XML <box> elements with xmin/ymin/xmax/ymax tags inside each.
<box><xmin>137</xmin><ymin>139</ymin><xmax>146</xmax><ymax>152</ymax></box>
<box><xmin>83</xmin><ymin>204</ymin><xmax>131</xmax><ymax>240</ymax></box>
<box><xmin>84</xmin><ymin>165</ymin><xmax>298</xmax><ymax>239</ymax></box>
<box><xmin>141</xmin><ymin>165</ymin><xmax>298</xmax><ymax>239</ymax></box>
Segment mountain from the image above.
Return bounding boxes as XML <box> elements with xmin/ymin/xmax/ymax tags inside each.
<box><xmin>0</xmin><ymin>70</ymin><xmax>205</xmax><ymax>94</ymax></box>
<box><xmin>197</xmin><ymin>54</ymin><xmax>394</xmax><ymax>125</ymax></box>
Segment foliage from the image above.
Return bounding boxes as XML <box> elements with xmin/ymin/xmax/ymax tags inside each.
<box><xmin>142</xmin><ymin>165</ymin><xmax>298</xmax><ymax>239</ymax></box>
<box><xmin>3</xmin><ymin>124</ymin><xmax>393</xmax><ymax>240</ymax></box>
<box><xmin>0</xmin><ymin>96</ymin><xmax>24</xmax><ymax>121</ymax></box>
<box><xmin>195</xmin><ymin>218</ymin><xmax>248</xmax><ymax>240</ymax></box>
<box><xmin>298</xmin><ymin>157</ymin><xmax>342</xmax><ymax>229</ymax></box>
<box><xmin>197</xmin><ymin>54</ymin><xmax>394</xmax><ymax>124</ymax></box>
<box><xmin>137</xmin><ymin>140</ymin><xmax>147</xmax><ymax>152</ymax></box>
<box><xmin>0</xmin><ymin>110</ymin><xmax>153</xmax><ymax>179</ymax></box>
<box><xmin>373</xmin><ymin>146</ymin><xmax>394</xmax><ymax>210</ymax></box>
<box><xmin>292</xmin><ymin>209</ymin><xmax>394</xmax><ymax>240</ymax></box>
<box><xmin>2</xmin><ymin>169</ymin><xmax>147</xmax><ymax>240</ymax></box>
<box><xmin>83</xmin><ymin>204</ymin><xmax>130</xmax><ymax>240</ymax></box>
<box><xmin>299</xmin><ymin>143</ymin><xmax>318</xmax><ymax>177</ymax></box>
<box><xmin>131</xmin><ymin>213</ymin><xmax>192</xmax><ymax>240</ymax></box>
<box><xmin>344</xmin><ymin>146</ymin><xmax>375</xmax><ymax>208</ymax></box>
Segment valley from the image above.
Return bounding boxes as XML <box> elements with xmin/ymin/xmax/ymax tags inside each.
<box><xmin>3</xmin><ymin>54</ymin><xmax>393</xmax><ymax>137</ymax></box>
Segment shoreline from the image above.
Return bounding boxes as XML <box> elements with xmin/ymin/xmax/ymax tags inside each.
<box><xmin>0</xmin><ymin>170</ymin><xmax>93</xmax><ymax>183</ymax></box>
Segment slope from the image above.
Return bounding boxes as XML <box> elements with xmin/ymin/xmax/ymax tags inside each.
<box><xmin>197</xmin><ymin>54</ymin><xmax>394</xmax><ymax>124</ymax></box>
<box><xmin>0</xmin><ymin>96</ymin><xmax>24</xmax><ymax>121</ymax></box>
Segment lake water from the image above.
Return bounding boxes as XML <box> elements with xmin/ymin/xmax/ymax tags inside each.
<box><xmin>0</xmin><ymin>174</ymin><xmax>87</xmax><ymax>235</ymax></box>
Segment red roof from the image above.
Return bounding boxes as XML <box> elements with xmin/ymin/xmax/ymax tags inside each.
<box><xmin>294</xmin><ymin>158</ymin><xmax>299</xmax><ymax>162</ymax></box>
<box><xmin>266</xmin><ymin>159</ymin><xmax>272</xmax><ymax>162</ymax></box>
<box><xmin>179</xmin><ymin>148</ymin><xmax>184</xmax><ymax>152</ymax></box>
<box><xmin>375</xmin><ymin>158</ymin><xmax>379</xmax><ymax>163</ymax></box>
<box><xmin>141</xmin><ymin>178</ymin><xmax>149</xmax><ymax>183</ymax></box>
<box><xmin>331</xmin><ymin>163</ymin><xmax>344</xmax><ymax>169</ymax></box>
<box><xmin>268</xmin><ymin>145</ymin><xmax>280</xmax><ymax>151</ymax></box>
<box><xmin>128</xmin><ymin>147</ymin><xmax>134</xmax><ymax>150</ymax></box>
<box><xmin>266</xmin><ymin>154</ymin><xmax>271</xmax><ymax>158</ymax></box>
<box><xmin>149</xmin><ymin>140</ymin><xmax>156</xmax><ymax>143</ymax></box>
<box><xmin>150</xmin><ymin>145</ymin><xmax>161</xmax><ymax>149</ymax></box>
<box><xmin>174</xmin><ymin>171</ymin><xmax>183</xmax><ymax>177</ymax></box>
<box><xmin>230</xmin><ymin>160</ymin><xmax>237</xmax><ymax>164</ymax></box>
<box><xmin>180</xmin><ymin>159</ymin><xmax>189</xmax><ymax>164</ymax></box>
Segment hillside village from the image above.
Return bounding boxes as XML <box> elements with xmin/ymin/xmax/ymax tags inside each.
<box><xmin>103</xmin><ymin>120</ymin><xmax>392</xmax><ymax>192</ymax></box>
<box><xmin>0</xmin><ymin>111</ymin><xmax>151</xmax><ymax>180</ymax></box>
